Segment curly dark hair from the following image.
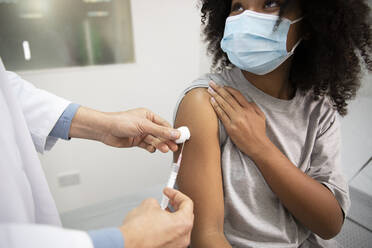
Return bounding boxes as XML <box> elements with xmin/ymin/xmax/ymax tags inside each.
<box><xmin>200</xmin><ymin>0</ymin><xmax>372</xmax><ymax>116</ymax></box>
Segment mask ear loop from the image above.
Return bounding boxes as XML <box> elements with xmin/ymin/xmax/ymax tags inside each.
<box><xmin>291</xmin><ymin>16</ymin><xmax>304</xmax><ymax>25</ymax></box>
<box><xmin>288</xmin><ymin>16</ymin><xmax>305</xmax><ymax>55</ymax></box>
<box><xmin>289</xmin><ymin>38</ymin><xmax>303</xmax><ymax>55</ymax></box>
<box><xmin>258</xmin><ymin>36</ymin><xmax>303</xmax><ymax>75</ymax></box>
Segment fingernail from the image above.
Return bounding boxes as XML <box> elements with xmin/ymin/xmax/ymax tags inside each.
<box><xmin>211</xmin><ymin>97</ymin><xmax>216</xmax><ymax>104</ymax></box>
<box><xmin>171</xmin><ymin>130</ymin><xmax>180</xmax><ymax>139</ymax></box>
<box><xmin>172</xmin><ymin>145</ymin><xmax>179</xmax><ymax>152</ymax></box>
<box><xmin>162</xmin><ymin>145</ymin><xmax>169</xmax><ymax>153</ymax></box>
<box><xmin>208</xmin><ymin>87</ymin><xmax>215</xmax><ymax>94</ymax></box>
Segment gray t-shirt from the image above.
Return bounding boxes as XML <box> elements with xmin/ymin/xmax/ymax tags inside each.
<box><xmin>173</xmin><ymin>67</ymin><xmax>350</xmax><ymax>248</ymax></box>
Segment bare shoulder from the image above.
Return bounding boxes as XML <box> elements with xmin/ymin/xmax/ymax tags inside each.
<box><xmin>175</xmin><ymin>87</ymin><xmax>219</xmax><ymax>138</ymax></box>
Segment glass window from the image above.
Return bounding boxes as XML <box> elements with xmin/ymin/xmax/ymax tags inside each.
<box><xmin>0</xmin><ymin>0</ymin><xmax>135</xmax><ymax>71</ymax></box>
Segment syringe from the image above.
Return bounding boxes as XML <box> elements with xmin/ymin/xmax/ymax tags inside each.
<box><xmin>160</xmin><ymin>126</ymin><xmax>190</xmax><ymax>210</ymax></box>
<box><xmin>160</xmin><ymin>142</ymin><xmax>185</xmax><ymax>210</ymax></box>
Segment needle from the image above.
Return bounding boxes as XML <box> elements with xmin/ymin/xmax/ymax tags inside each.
<box><xmin>177</xmin><ymin>142</ymin><xmax>185</xmax><ymax>164</ymax></box>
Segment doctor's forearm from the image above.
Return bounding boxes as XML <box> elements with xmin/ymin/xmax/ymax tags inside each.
<box><xmin>69</xmin><ymin>106</ymin><xmax>111</xmax><ymax>142</ymax></box>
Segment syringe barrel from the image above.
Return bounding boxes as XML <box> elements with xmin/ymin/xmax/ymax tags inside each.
<box><xmin>160</xmin><ymin>163</ymin><xmax>180</xmax><ymax>210</ymax></box>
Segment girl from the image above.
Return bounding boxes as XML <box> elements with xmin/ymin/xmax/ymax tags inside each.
<box><xmin>174</xmin><ymin>0</ymin><xmax>371</xmax><ymax>247</ymax></box>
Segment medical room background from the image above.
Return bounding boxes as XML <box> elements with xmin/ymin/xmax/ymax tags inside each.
<box><xmin>1</xmin><ymin>0</ymin><xmax>371</xmax><ymax>245</ymax></box>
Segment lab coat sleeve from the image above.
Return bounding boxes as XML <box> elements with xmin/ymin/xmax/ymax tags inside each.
<box><xmin>0</xmin><ymin>223</ymin><xmax>94</xmax><ymax>248</ymax></box>
<box><xmin>6</xmin><ymin>71</ymin><xmax>71</xmax><ymax>153</ymax></box>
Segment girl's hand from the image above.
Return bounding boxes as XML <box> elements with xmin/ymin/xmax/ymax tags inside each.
<box><xmin>207</xmin><ymin>81</ymin><xmax>270</xmax><ymax>159</ymax></box>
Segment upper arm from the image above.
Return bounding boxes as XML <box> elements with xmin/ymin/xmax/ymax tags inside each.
<box><xmin>309</xmin><ymin>113</ymin><xmax>350</xmax><ymax>217</ymax></box>
<box><xmin>174</xmin><ymin>88</ymin><xmax>226</xmax><ymax>245</ymax></box>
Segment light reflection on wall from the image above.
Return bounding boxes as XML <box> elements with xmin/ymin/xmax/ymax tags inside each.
<box><xmin>0</xmin><ymin>0</ymin><xmax>135</xmax><ymax>71</ymax></box>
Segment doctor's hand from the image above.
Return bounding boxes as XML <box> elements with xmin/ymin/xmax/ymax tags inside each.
<box><xmin>120</xmin><ymin>188</ymin><xmax>194</xmax><ymax>248</ymax></box>
<box><xmin>70</xmin><ymin>107</ymin><xmax>180</xmax><ymax>153</ymax></box>
<box><xmin>207</xmin><ymin>81</ymin><xmax>271</xmax><ymax>159</ymax></box>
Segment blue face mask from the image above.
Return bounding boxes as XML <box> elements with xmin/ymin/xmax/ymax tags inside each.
<box><xmin>221</xmin><ymin>10</ymin><xmax>303</xmax><ymax>75</ymax></box>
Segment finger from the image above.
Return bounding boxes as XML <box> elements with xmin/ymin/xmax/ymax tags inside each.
<box><xmin>142</xmin><ymin>198</ymin><xmax>160</xmax><ymax>209</ymax></box>
<box><xmin>225</xmin><ymin>86</ymin><xmax>251</xmax><ymax>108</ymax></box>
<box><xmin>164</xmin><ymin>140</ymin><xmax>179</xmax><ymax>152</ymax></box>
<box><xmin>138</xmin><ymin>141</ymin><xmax>156</xmax><ymax>153</ymax></box>
<box><xmin>137</xmin><ymin>141</ymin><xmax>148</xmax><ymax>150</ymax></box>
<box><xmin>208</xmin><ymin>81</ymin><xmax>240</xmax><ymax>110</ymax></box>
<box><xmin>210</xmin><ymin>97</ymin><xmax>231</xmax><ymax>125</ymax></box>
<box><xmin>141</xmin><ymin>119</ymin><xmax>180</xmax><ymax>141</ymax></box>
<box><xmin>163</xmin><ymin>188</ymin><xmax>193</xmax><ymax>215</ymax></box>
<box><xmin>143</xmin><ymin>134</ymin><xmax>178</xmax><ymax>152</ymax></box>
<box><xmin>208</xmin><ymin>88</ymin><xmax>235</xmax><ymax>117</ymax></box>
<box><xmin>251</xmin><ymin>102</ymin><xmax>265</xmax><ymax>118</ymax></box>
<box><xmin>150</xmin><ymin>112</ymin><xmax>172</xmax><ymax>128</ymax></box>
<box><xmin>144</xmin><ymin>135</ymin><xmax>170</xmax><ymax>153</ymax></box>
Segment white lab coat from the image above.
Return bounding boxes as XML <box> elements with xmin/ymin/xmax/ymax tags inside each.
<box><xmin>0</xmin><ymin>59</ymin><xmax>93</xmax><ymax>248</ymax></box>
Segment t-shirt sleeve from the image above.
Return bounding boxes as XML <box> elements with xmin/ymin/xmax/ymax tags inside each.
<box><xmin>307</xmin><ymin>111</ymin><xmax>350</xmax><ymax>217</ymax></box>
<box><xmin>172</xmin><ymin>73</ymin><xmax>229</xmax><ymax>147</ymax></box>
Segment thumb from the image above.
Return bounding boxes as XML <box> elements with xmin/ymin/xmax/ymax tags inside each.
<box><xmin>163</xmin><ymin>188</ymin><xmax>193</xmax><ymax>215</ymax></box>
<box><xmin>141</xmin><ymin>119</ymin><xmax>180</xmax><ymax>141</ymax></box>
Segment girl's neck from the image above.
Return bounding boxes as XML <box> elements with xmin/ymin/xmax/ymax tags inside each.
<box><xmin>241</xmin><ymin>59</ymin><xmax>295</xmax><ymax>100</ymax></box>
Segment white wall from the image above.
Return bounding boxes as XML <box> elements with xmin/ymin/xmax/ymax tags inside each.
<box><xmin>19</xmin><ymin>0</ymin><xmax>207</xmax><ymax>213</ymax></box>
<box><xmin>340</xmin><ymin>73</ymin><xmax>372</xmax><ymax>196</ymax></box>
